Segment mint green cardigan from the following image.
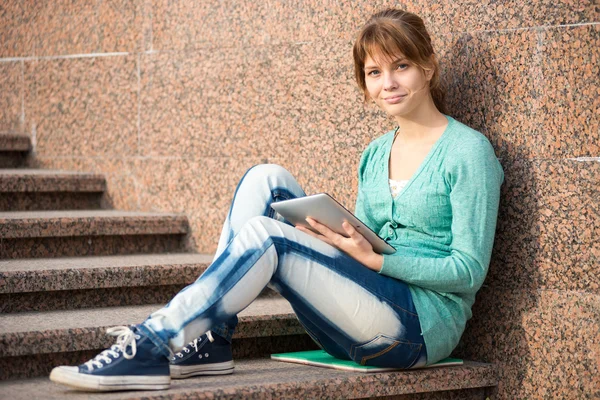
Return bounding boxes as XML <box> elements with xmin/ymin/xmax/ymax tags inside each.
<box><xmin>354</xmin><ymin>115</ymin><xmax>504</xmax><ymax>365</ymax></box>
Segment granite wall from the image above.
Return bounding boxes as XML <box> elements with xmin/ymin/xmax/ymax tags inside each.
<box><xmin>1</xmin><ymin>1</ymin><xmax>598</xmax><ymax>398</ymax></box>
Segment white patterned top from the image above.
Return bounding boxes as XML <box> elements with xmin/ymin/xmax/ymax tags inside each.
<box><xmin>389</xmin><ymin>178</ymin><xmax>410</xmax><ymax>198</ymax></box>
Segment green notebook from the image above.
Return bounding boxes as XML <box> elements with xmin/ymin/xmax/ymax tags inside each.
<box><xmin>271</xmin><ymin>350</ymin><xmax>463</xmax><ymax>373</ymax></box>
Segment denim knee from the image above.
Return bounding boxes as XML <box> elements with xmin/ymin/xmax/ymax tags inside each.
<box><xmin>245</xmin><ymin>163</ymin><xmax>293</xmax><ymax>182</ymax></box>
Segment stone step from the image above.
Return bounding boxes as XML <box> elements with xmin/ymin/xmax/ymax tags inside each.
<box><xmin>0</xmin><ymin>358</ymin><xmax>498</xmax><ymax>399</ymax></box>
<box><xmin>0</xmin><ymin>299</ymin><xmax>317</xmax><ymax>380</ymax></box>
<box><xmin>0</xmin><ymin>253</ymin><xmax>212</xmax><ymax>312</ymax></box>
<box><xmin>0</xmin><ymin>210</ymin><xmax>190</xmax><ymax>259</ymax></box>
<box><xmin>0</xmin><ymin>169</ymin><xmax>106</xmax><ymax>211</ymax></box>
<box><xmin>0</xmin><ymin>134</ymin><xmax>31</xmax><ymax>168</ymax></box>
<box><xmin>0</xmin><ymin>134</ymin><xmax>31</xmax><ymax>152</ymax></box>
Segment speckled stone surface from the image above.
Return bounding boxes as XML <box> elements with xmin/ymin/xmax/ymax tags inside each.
<box><xmin>0</xmin><ymin>284</ymin><xmax>187</xmax><ymax>313</ymax></box>
<box><xmin>0</xmin><ymin>253</ymin><xmax>213</xmax><ymax>312</ymax></box>
<box><xmin>231</xmin><ymin>334</ymin><xmax>318</xmax><ymax>360</ymax></box>
<box><xmin>0</xmin><ymin>298</ymin><xmax>301</xmax><ymax>357</ymax></box>
<box><xmin>489</xmin><ymin>158</ymin><xmax>600</xmax><ymax>293</ymax></box>
<box><xmin>537</xmin><ymin>25</ymin><xmax>599</xmax><ymax>158</ymax></box>
<box><xmin>96</xmin><ymin>0</ymin><xmax>145</xmax><ymax>54</ymax></box>
<box><xmin>464</xmin><ymin>24</ymin><xmax>599</xmax><ymax>162</ymax></box>
<box><xmin>0</xmin><ymin>153</ymin><xmax>27</xmax><ymax>168</ymax></box>
<box><xmin>0</xmin><ymin>358</ymin><xmax>497</xmax><ymax>399</ymax></box>
<box><xmin>27</xmin><ymin>157</ymin><xmax>140</xmax><ymax>211</ymax></box>
<box><xmin>0</xmin><ymin>210</ymin><xmax>189</xmax><ymax>239</ymax></box>
<box><xmin>0</xmin><ymin>335</ymin><xmax>318</xmax><ymax>380</ymax></box>
<box><xmin>24</xmin><ymin>56</ymin><xmax>138</xmax><ymax>158</ymax></box>
<box><xmin>0</xmin><ymin>134</ymin><xmax>30</xmax><ymax>152</ymax></box>
<box><xmin>372</xmin><ymin>389</ymin><xmax>490</xmax><ymax>400</ymax></box>
<box><xmin>150</xmin><ymin>0</ymin><xmax>599</xmax><ymax>52</ymax></box>
<box><xmin>453</xmin><ymin>286</ymin><xmax>600</xmax><ymax>400</ymax></box>
<box><xmin>0</xmin><ymin>192</ymin><xmax>103</xmax><ymax>211</ymax></box>
<box><xmin>0</xmin><ymin>169</ymin><xmax>106</xmax><ymax>192</ymax></box>
<box><xmin>0</xmin><ymin>253</ymin><xmax>211</xmax><ymax>293</ymax></box>
<box><xmin>463</xmin><ymin>29</ymin><xmax>542</xmax><ymax>162</ymax></box>
<box><xmin>1</xmin><ymin>234</ymin><xmax>187</xmax><ymax>259</ymax></box>
<box><xmin>1</xmin><ymin>1</ymin><xmax>598</xmax><ymax>399</ymax></box>
<box><xmin>0</xmin><ymin>63</ymin><xmax>23</xmax><ymax>134</ymax></box>
<box><xmin>0</xmin><ymin>1</ymin><xmax>145</xmax><ymax>58</ymax></box>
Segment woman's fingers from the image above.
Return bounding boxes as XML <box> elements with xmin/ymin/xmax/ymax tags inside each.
<box><xmin>296</xmin><ymin>224</ymin><xmax>335</xmax><ymax>246</ymax></box>
<box><xmin>305</xmin><ymin>217</ymin><xmax>338</xmax><ymax>240</ymax></box>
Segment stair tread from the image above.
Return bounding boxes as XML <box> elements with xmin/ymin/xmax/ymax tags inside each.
<box><xmin>0</xmin><ymin>297</ymin><xmax>292</xmax><ymax>334</ymax></box>
<box><xmin>0</xmin><ymin>169</ymin><xmax>103</xmax><ymax>176</ymax></box>
<box><xmin>0</xmin><ymin>298</ymin><xmax>301</xmax><ymax>356</ymax></box>
<box><xmin>0</xmin><ymin>253</ymin><xmax>213</xmax><ymax>293</ymax></box>
<box><xmin>0</xmin><ymin>358</ymin><xmax>498</xmax><ymax>399</ymax></box>
<box><xmin>0</xmin><ymin>134</ymin><xmax>31</xmax><ymax>152</ymax></box>
<box><xmin>0</xmin><ymin>253</ymin><xmax>212</xmax><ymax>273</ymax></box>
<box><xmin>0</xmin><ymin>210</ymin><xmax>187</xmax><ymax>218</ymax></box>
<box><xmin>0</xmin><ymin>210</ymin><xmax>189</xmax><ymax>238</ymax></box>
<box><xmin>0</xmin><ymin>169</ymin><xmax>106</xmax><ymax>192</ymax></box>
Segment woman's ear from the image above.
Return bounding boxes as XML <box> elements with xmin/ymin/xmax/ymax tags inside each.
<box><xmin>424</xmin><ymin>54</ymin><xmax>436</xmax><ymax>81</ymax></box>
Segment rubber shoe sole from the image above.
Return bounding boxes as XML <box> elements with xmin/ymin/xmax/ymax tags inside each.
<box><xmin>170</xmin><ymin>360</ymin><xmax>235</xmax><ymax>379</ymax></box>
<box><xmin>50</xmin><ymin>366</ymin><xmax>170</xmax><ymax>392</ymax></box>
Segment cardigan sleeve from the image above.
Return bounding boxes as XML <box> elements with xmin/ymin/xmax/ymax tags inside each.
<box><xmin>353</xmin><ymin>145</ymin><xmax>382</xmax><ymax>233</ymax></box>
<box><xmin>378</xmin><ymin>137</ymin><xmax>504</xmax><ymax>294</ymax></box>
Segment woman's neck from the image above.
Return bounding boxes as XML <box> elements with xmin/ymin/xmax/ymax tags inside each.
<box><xmin>392</xmin><ymin>100</ymin><xmax>447</xmax><ymax>143</ymax></box>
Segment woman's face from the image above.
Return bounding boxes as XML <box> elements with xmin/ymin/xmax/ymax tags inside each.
<box><xmin>363</xmin><ymin>52</ymin><xmax>433</xmax><ymax>118</ymax></box>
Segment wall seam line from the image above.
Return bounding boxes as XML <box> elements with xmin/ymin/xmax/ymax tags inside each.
<box><xmin>0</xmin><ymin>52</ymin><xmax>130</xmax><ymax>63</ymax></box>
<box><xmin>20</xmin><ymin>60</ymin><xmax>25</xmax><ymax>134</ymax></box>
<box><xmin>470</xmin><ymin>21</ymin><xmax>600</xmax><ymax>35</ymax></box>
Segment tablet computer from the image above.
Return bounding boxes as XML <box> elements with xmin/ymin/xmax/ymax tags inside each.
<box><xmin>270</xmin><ymin>193</ymin><xmax>396</xmax><ymax>255</ymax></box>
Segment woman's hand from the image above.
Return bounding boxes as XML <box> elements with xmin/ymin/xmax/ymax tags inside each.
<box><xmin>295</xmin><ymin>217</ymin><xmax>383</xmax><ymax>272</ymax></box>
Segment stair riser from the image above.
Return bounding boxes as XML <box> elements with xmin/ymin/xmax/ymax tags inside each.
<box><xmin>0</xmin><ymin>285</ymin><xmax>189</xmax><ymax>313</ymax></box>
<box><xmin>0</xmin><ymin>335</ymin><xmax>317</xmax><ymax>380</ymax></box>
<box><xmin>0</xmin><ymin>153</ymin><xmax>26</xmax><ymax>168</ymax></box>
<box><xmin>1</xmin><ymin>285</ymin><xmax>279</xmax><ymax>313</ymax></box>
<box><xmin>370</xmin><ymin>389</ymin><xmax>493</xmax><ymax>400</ymax></box>
<box><xmin>0</xmin><ymin>192</ymin><xmax>103</xmax><ymax>211</ymax></box>
<box><xmin>0</xmin><ymin>234</ymin><xmax>189</xmax><ymax>259</ymax></box>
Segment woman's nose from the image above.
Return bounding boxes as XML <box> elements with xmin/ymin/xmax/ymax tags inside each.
<box><xmin>383</xmin><ymin>72</ymin><xmax>398</xmax><ymax>91</ymax></box>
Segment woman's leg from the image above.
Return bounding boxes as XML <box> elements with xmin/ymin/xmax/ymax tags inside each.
<box><xmin>142</xmin><ymin>213</ymin><xmax>427</xmax><ymax>369</ymax></box>
<box><xmin>49</xmin><ymin>164</ymin><xmax>426</xmax><ymax>392</ymax></box>
<box><xmin>204</xmin><ymin>164</ymin><xmax>307</xmax><ymax>341</ymax></box>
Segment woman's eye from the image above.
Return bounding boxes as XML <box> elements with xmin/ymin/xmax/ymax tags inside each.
<box><xmin>397</xmin><ymin>63</ymin><xmax>408</xmax><ymax>70</ymax></box>
<box><xmin>367</xmin><ymin>70</ymin><xmax>380</xmax><ymax>77</ymax></box>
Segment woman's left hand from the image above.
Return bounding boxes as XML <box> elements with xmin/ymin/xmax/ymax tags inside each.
<box><xmin>295</xmin><ymin>217</ymin><xmax>383</xmax><ymax>272</ymax></box>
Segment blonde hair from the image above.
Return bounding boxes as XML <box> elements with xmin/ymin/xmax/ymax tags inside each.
<box><xmin>353</xmin><ymin>8</ymin><xmax>447</xmax><ymax>114</ymax></box>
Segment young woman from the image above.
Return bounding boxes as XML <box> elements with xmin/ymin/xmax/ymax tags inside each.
<box><xmin>50</xmin><ymin>8</ymin><xmax>503</xmax><ymax>391</ymax></box>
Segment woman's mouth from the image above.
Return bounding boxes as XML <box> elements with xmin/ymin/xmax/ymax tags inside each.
<box><xmin>383</xmin><ymin>94</ymin><xmax>406</xmax><ymax>104</ymax></box>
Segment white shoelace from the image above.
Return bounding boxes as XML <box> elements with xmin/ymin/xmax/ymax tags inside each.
<box><xmin>173</xmin><ymin>331</ymin><xmax>214</xmax><ymax>360</ymax></box>
<box><xmin>83</xmin><ymin>326</ymin><xmax>140</xmax><ymax>372</ymax></box>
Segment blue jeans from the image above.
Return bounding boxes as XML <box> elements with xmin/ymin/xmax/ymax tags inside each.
<box><xmin>141</xmin><ymin>164</ymin><xmax>427</xmax><ymax>369</ymax></box>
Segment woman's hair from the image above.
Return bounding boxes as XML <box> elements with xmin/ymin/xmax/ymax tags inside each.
<box><xmin>353</xmin><ymin>8</ymin><xmax>447</xmax><ymax>114</ymax></box>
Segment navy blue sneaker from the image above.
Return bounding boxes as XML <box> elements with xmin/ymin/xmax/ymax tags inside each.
<box><xmin>50</xmin><ymin>325</ymin><xmax>170</xmax><ymax>391</ymax></box>
<box><xmin>169</xmin><ymin>330</ymin><xmax>234</xmax><ymax>379</ymax></box>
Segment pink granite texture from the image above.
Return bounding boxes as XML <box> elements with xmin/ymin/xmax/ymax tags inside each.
<box><xmin>0</xmin><ymin>299</ymin><xmax>304</xmax><ymax>358</ymax></box>
<box><xmin>0</xmin><ymin>358</ymin><xmax>498</xmax><ymax>399</ymax></box>
<box><xmin>0</xmin><ymin>0</ymin><xmax>145</xmax><ymax>58</ymax></box>
<box><xmin>0</xmin><ymin>254</ymin><xmax>211</xmax><ymax>312</ymax></box>
<box><xmin>0</xmin><ymin>62</ymin><xmax>23</xmax><ymax>134</ymax></box>
<box><xmin>0</xmin><ymin>134</ymin><xmax>30</xmax><ymax>151</ymax></box>
<box><xmin>0</xmin><ymin>169</ymin><xmax>106</xmax><ymax>192</ymax></box>
<box><xmin>0</xmin><ymin>0</ymin><xmax>598</xmax><ymax>398</ymax></box>
<box><xmin>453</xmin><ymin>286</ymin><xmax>600</xmax><ymax>400</ymax></box>
<box><xmin>1</xmin><ymin>284</ymin><xmax>187</xmax><ymax>313</ymax></box>
<box><xmin>0</xmin><ymin>169</ymin><xmax>106</xmax><ymax>210</ymax></box>
<box><xmin>1</xmin><ymin>234</ymin><xmax>186</xmax><ymax>259</ymax></box>
<box><xmin>0</xmin><ymin>254</ymin><xmax>211</xmax><ymax>293</ymax></box>
<box><xmin>0</xmin><ymin>335</ymin><xmax>318</xmax><ymax>380</ymax></box>
<box><xmin>24</xmin><ymin>56</ymin><xmax>139</xmax><ymax>158</ymax></box>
